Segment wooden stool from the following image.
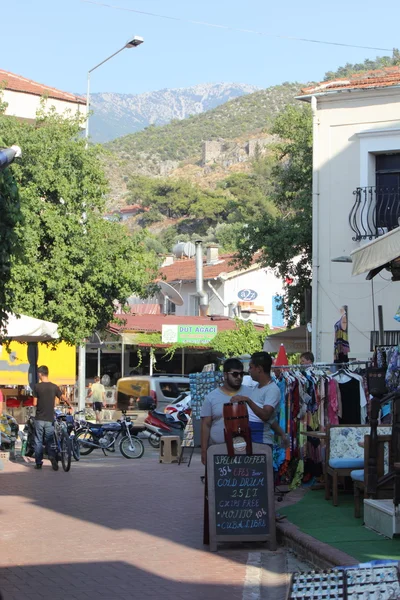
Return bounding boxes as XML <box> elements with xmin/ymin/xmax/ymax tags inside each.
<box><xmin>159</xmin><ymin>436</ymin><xmax>181</xmax><ymax>464</ymax></box>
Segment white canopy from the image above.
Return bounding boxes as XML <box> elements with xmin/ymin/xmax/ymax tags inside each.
<box><xmin>3</xmin><ymin>313</ymin><xmax>59</xmax><ymax>342</ymax></box>
<box><xmin>263</xmin><ymin>325</ymin><xmax>310</xmax><ymax>353</ymax></box>
<box><xmin>351</xmin><ymin>228</ymin><xmax>400</xmax><ymax>277</ymax></box>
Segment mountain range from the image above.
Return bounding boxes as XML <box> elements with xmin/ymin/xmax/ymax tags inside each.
<box><xmin>88</xmin><ymin>82</ymin><xmax>259</xmax><ymax>143</ymax></box>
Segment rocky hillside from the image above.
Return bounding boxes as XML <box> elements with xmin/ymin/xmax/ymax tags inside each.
<box><xmin>89</xmin><ymin>82</ymin><xmax>259</xmax><ymax>143</ymax></box>
<box><xmin>103</xmin><ymin>82</ymin><xmax>302</xmax><ymax>203</ymax></box>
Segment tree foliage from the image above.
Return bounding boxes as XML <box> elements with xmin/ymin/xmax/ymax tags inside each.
<box><xmin>209</xmin><ymin>319</ymin><xmax>270</xmax><ymax>357</ymax></box>
<box><xmin>324</xmin><ymin>50</ymin><xmax>400</xmax><ymax>81</ymax></box>
<box><xmin>235</xmin><ymin>103</ymin><xmax>313</xmax><ymax>325</ymax></box>
<box><xmin>0</xmin><ymin>164</ymin><xmax>22</xmax><ymax>332</ymax></box>
<box><xmin>0</xmin><ymin>108</ymin><xmax>159</xmax><ymax>343</ymax></box>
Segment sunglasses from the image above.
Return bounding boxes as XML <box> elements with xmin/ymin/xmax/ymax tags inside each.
<box><xmin>227</xmin><ymin>371</ymin><xmax>244</xmax><ymax>378</ymax></box>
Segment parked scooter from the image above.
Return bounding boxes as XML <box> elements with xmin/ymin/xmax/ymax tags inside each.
<box><xmin>143</xmin><ymin>401</ymin><xmax>188</xmax><ymax>449</ymax></box>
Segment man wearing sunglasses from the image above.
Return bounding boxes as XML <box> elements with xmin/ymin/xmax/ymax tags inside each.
<box><xmin>200</xmin><ymin>358</ymin><xmax>251</xmax><ymax>465</ymax></box>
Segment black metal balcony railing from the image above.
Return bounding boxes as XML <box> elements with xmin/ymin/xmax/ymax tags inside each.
<box><xmin>349</xmin><ymin>186</ymin><xmax>400</xmax><ymax>241</ymax></box>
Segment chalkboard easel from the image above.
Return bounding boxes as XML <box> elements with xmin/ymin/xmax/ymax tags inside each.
<box><xmin>206</xmin><ymin>443</ymin><xmax>276</xmax><ymax>552</ymax></box>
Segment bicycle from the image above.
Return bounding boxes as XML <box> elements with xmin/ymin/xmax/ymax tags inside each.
<box><xmin>52</xmin><ymin>412</ymin><xmax>72</xmax><ymax>472</ymax></box>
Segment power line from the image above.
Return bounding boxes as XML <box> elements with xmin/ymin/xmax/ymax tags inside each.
<box><xmin>81</xmin><ymin>0</ymin><xmax>393</xmax><ymax>52</ymax></box>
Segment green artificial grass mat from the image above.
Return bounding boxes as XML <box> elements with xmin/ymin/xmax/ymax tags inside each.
<box><xmin>283</xmin><ymin>489</ymin><xmax>400</xmax><ymax>563</ymax></box>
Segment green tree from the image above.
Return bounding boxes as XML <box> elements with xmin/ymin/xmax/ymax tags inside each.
<box><xmin>235</xmin><ymin>103</ymin><xmax>313</xmax><ymax>325</ymax></box>
<box><xmin>324</xmin><ymin>49</ymin><xmax>400</xmax><ymax>80</ymax></box>
<box><xmin>0</xmin><ymin>109</ymin><xmax>159</xmax><ymax>343</ymax></box>
<box><xmin>0</xmin><ymin>162</ymin><xmax>22</xmax><ymax>333</ymax></box>
<box><xmin>210</xmin><ymin>319</ymin><xmax>270</xmax><ymax>357</ymax></box>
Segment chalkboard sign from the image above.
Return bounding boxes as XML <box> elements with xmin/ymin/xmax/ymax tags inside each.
<box><xmin>213</xmin><ymin>454</ymin><xmax>269</xmax><ymax>535</ymax></box>
<box><xmin>206</xmin><ymin>443</ymin><xmax>276</xmax><ymax>552</ymax></box>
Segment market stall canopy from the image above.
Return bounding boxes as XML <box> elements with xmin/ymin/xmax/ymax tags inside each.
<box><xmin>3</xmin><ymin>313</ymin><xmax>59</xmax><ymax>342</ymax></box>
<box><xmin>351</xmin><ymin>227</ymin><xmax>400</xmax><ymax>280</ymax></box>
<box><xmin>263</xmin><ymin>326</ymin><xmax>309</xmax><ymax>354</ymax></box>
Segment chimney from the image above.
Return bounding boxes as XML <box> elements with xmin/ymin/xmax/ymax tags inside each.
<box><xmin>161</xmin><ymin>254</ymin><xmax>174</xmax><ymax>267</ymax></box>
<box><xmin>195</xmin><ymin>240</ymin><xmax>209</xmax><ymax>317</ymax></box>
<box><xmin>206</xmin><ymin>243</ymin><xmax>219</xmax><ymax>265</ymax></box>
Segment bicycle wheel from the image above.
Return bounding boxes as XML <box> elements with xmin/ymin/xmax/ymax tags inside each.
<box><xmin>119</xmin><ymin>435</ymin><xmax>144</xmax><ymax>459</ymax></box>
<box><xmin>61</xmin><ymin>431</ymin><xmax>72</xmax><ymax>472</ymax></box>
<box><xmin>75</xmin><ymin>430</ymin><xmax>95</xmax><ymax>456</ymax></box>
<box><xmin>72</xmin><ymin>436</ymin><xmax>80</xmax><ymax>461</ymax></box>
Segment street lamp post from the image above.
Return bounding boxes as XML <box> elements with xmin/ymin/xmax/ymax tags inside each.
<box><xmin>78</xmin><ymin>35</ymin><xmax>144</xmax><ymax>412</ymax></box>
<box><xmin>85</xmin><ymin>35</ymin><xmax>144</xmax><ymax>144</ymax></box>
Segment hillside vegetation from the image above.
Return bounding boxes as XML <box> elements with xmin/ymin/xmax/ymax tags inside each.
<box><xmin>106</xmin><ymin>83</ymin><xmax>301</xmax><ymax>163</ymax></box>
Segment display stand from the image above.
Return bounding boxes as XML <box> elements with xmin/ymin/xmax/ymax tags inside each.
<box><xmin>286</xmin><ymin>561</ymin><xmax>400</xmax><ymax>599</ymax></box>
<box><xmin>205</xmin><ymin>443</ymin><xmax>276</xmax><ymax>552</ymax></box>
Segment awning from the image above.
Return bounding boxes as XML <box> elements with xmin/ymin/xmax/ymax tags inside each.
<box><xmin>351</xmin><ymin>228</ymin><xmax>400</xmax><ymax>278</ymax></box>
<box><xmin>3</xmin><ymin>313</ymin><xmax>59</xmax><ymax>342</ymax></box>
<box><xmin>263</xmin><ymin>325</ymin><xmax>310</xmax><ymax>353</ymax></box>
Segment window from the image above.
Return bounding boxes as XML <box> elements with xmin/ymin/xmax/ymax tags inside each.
<box><xmin>376</xmin><ymin>153</ymin><xmax>400</xmax><ymax>229</ymax></box>
<box><xmin>166</xmin><ymin>299</ymin><xmax>176</xmax><ymax>315</ymax></box>
<box><xmin>189</xmin><ymin>295</ymin><xmax>200</xmax><ymax>316</ymax></box>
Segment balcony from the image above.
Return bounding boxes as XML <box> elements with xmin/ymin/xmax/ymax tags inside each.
<box><xmin>349</xmin><ymin>186</ymin><xmax>400</xmax><ymax>241</ymax></box>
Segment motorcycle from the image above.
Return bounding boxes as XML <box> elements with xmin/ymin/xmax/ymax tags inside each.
<box><xmin>0</xmin><ymin>414</ymin><xmax>19</xmax><ymax>457</ymax></box>
<box><xmin>164</xmin><ymin>392</ymin><xmax>191</xmax><ymax>423</ymax></box>
<box><xmin>143</xmin><ymin>406</ymin><xmax>188</xmax><ymax>449</ymax></box>
<box><xmin>75</xmin><ymin>412</ymin><xmax>144</xmax><ymax>459</ymax></box>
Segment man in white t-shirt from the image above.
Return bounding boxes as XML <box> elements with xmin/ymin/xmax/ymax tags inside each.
<box><xmin>231</xmin><ymin>351</ymin><xmax>283</xmax><ymax>446</ymax></box>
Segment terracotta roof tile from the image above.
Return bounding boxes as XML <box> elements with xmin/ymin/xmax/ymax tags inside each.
<box><xmin>159</xmin><ymin>253</ymin><xmax>258</xmax><ymax>283</ymax></box>
<box><xmin>108</xmin><ymin>313</ymin><xmax>265</xmax><ymax>335</ymax></box>
<box><xmin>300</xmin><ymin>66</ymin><xmax>400</xmax><ymax>96</ymax></box>
<box><xmin>0</xmin><ymin>69</ymin><xmax>86</xmax><ymax>105</ymax></box>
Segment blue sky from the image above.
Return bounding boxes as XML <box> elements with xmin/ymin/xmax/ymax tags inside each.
<box><xmin>2</xmin><ymin>0</ymin><xmax>399</xmax><ymax>95</ymax></box>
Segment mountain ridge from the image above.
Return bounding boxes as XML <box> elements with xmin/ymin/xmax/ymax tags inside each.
<box><xmin>88</xmin><ymin>82</ymin><xmax>259</xmax><ymax>143</ymax></box>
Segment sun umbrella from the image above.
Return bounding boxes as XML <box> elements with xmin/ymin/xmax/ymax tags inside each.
<box><xmin>3</xmin><ymin>313</ymin><xmax>59</xmax><ymax>342</ymax></box>
<box><xmin>275</xmin><ymin>343</ymin><xmax>289</xmax><ymax>366</ymax></box>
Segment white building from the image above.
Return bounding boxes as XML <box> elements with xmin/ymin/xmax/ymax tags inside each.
<box><xmin>128</xmin><ymin>244</ymin><xmax>286</xmax><ymax>328</ymax></box>
<box><xmin>0</xmin><ymin>69</ymin><xmax>86</xmax><ymax>123</ymax></box>
<box><xmin>298</xmin><ymin>66</ymin><xmax>400</xmax><ymax>361</ymax></box>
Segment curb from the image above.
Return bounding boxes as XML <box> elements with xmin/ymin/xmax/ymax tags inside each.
<box><xmin>276</xmin><ymin>520</ymin><xmax>357</xmax><ymax>570</ymax></box>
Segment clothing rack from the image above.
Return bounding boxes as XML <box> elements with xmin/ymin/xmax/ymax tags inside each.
<box><xmin>272</xmin><ymin>361</ymin><xmax>371</xmax><ymax>369</ymax></box>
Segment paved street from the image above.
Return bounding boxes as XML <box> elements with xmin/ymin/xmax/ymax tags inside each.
<box><xmin>0</xmin><ymin>444</ymin><xmax>305</xmax><ymax>600</ymax></box>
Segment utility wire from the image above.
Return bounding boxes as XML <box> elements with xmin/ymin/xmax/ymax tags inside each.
<box><xmin>81</xmin><ymin>0</ymin><xmax>393</xmax><ymax>52</ymax></box>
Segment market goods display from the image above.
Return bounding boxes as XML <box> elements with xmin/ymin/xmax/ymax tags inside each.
<box><xmin>287</xmin><ymin>564</ymin><xmax>400</xmax><ymax>600</ymax></box>
<box><xmin>189</xmin><ymin>371</ymin><xmax>223</xmax><ymax>420</ymax></box>
<box><xmin>289</xmin><ymin>569</ymin><xmax>344</xmax><ymax>599</ymax></box>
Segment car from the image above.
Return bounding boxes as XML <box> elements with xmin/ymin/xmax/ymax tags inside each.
<box><xmin>164</xmin><ymin>392</ymin><xmax>191</xmax><ymax>422</ymax></box>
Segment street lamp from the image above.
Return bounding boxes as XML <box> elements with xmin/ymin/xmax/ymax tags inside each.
<box><xmin>78</xmin><ymin>35</ymin><xmax>144</xmax><ymax>411</ymax></box>
<box><xmin>85</xmin><ymin>35</ymin><xmax>144</xmax><ymax>143</ymax></box>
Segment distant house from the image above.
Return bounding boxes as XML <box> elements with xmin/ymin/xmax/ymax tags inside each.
<box><xmin>125</xmin><ymin>244</ymin><xmax>285</xmax><ymax>328</ymax></box>
<box><xmin>0</xmin><ymin>68</ymin><xmax>86</xmax><ymax>124</ymax></box>
<box><xmin>104</xmin><ymin>204</ymin><xmax>148</xmax><ymax>222</ymax></box>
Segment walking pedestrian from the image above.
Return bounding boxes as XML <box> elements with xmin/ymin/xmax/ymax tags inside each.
<box><xmin>32</xmin><ymin>365</ymin><xmax>67</xmax><ymax>471</ymax></box>
<box><xmin>88</xmin><ymin>376</ymin><xmax>106</xmax><ymax>423</ymax></box>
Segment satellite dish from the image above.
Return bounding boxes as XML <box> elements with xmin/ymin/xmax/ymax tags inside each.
<box><xmin>158</xmin><ymin>281</ymin><xmax>184</xmax><ymax>306</ymax></box>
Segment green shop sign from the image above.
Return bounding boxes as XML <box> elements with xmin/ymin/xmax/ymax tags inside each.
<box><xmin>162</xmin><ymin>324</ymin><xmax>218</xmax><ymax>345</ymax></box>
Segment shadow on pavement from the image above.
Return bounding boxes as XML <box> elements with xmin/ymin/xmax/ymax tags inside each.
<box><xmin>0</xmin><ymin>560</ymin><xmax>246</xmax><ymax>600</ymax></box>
<box><xmin>0</xmin><ymin>453</ymin><xmax>281</xmax><ymax>570</ymax></box>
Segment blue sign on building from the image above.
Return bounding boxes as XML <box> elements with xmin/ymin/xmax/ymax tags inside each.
<box><xmin>272</xmin><ymin>295</ymin><xmax>285</xmax><ymax>328</ymax></box>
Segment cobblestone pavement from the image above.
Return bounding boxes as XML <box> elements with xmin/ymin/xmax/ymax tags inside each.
<box><xmin>0</xmin><ymin>445</ymin><xmax>308</xmax><ymax>600</ymax></box>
